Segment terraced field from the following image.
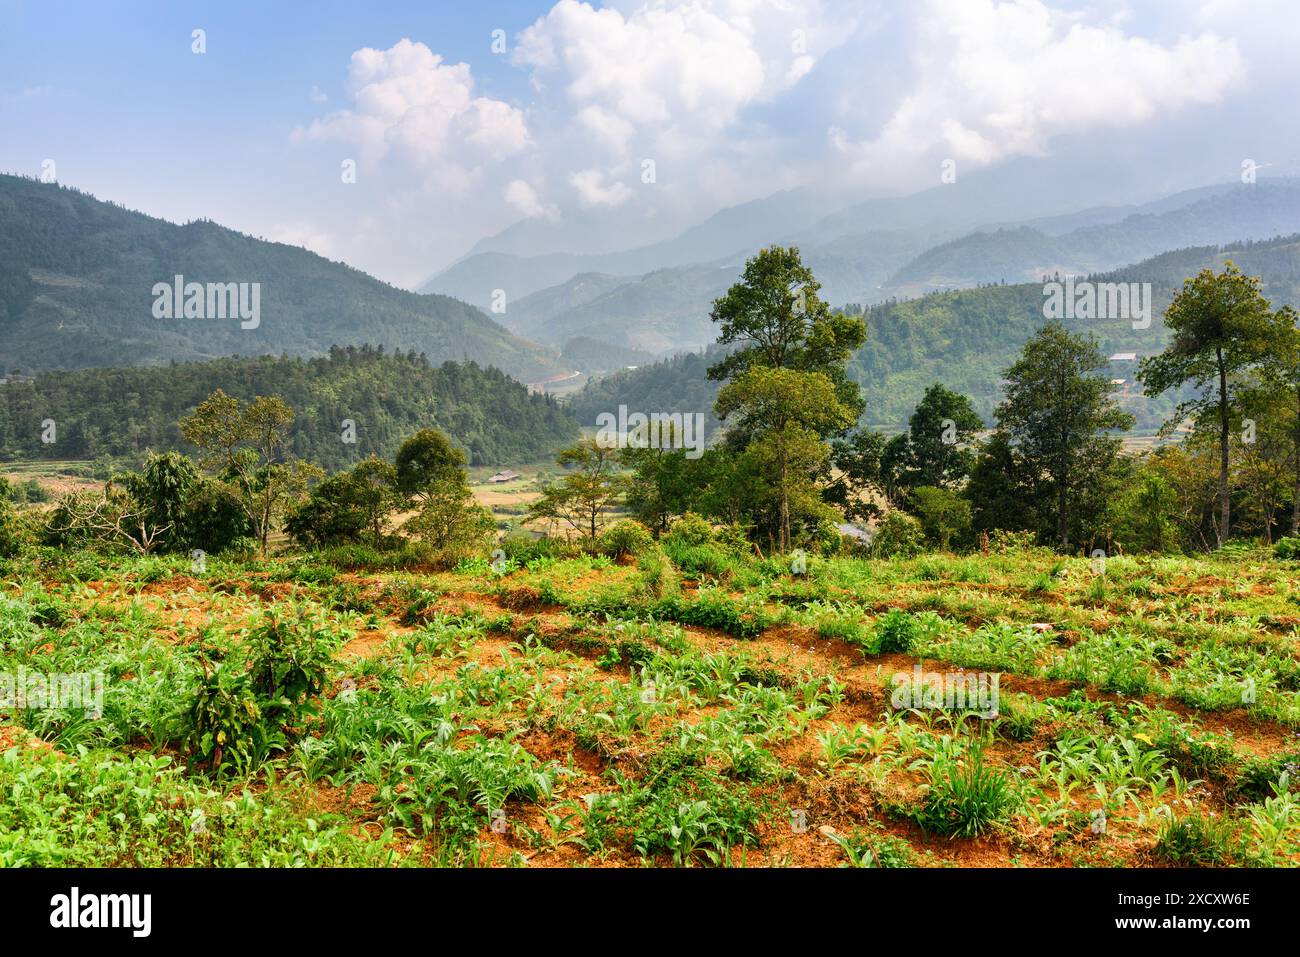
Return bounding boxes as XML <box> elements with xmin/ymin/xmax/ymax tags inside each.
<box><xmin>2</xmin><ymin>545</ymin><xmax>1299</xmax><ymax>867</ymax></box>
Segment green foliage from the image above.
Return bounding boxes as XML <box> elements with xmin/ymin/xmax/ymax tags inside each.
<box><xmin>597</xmin><ymin>519</ymin><xmax>654</xmax><ymax>558</ymax></box>
<box><xmin>893</xmin><ymin>383</ymin><xmax>985</xmax><ymax>492</ymax></box>
<box><xmin>914</xmin><ymin>746</ymin><xmax>1018</xmax><ymax>837</ymax></box>
<box><xmin>185</xmin><ymin>612</ymin><xmax>335</xmax><ymax>775</ymax></box>
<box><xmin>827</xmin><ymin>824</ymin><xmax>916</xmax><ymax>868</ymax></box>
<box><xmin>1155</xmin><ymin>810</ymin><xmax>1238</xmax><ymax>866</ymax></box>
<box><xmin>871</xmin><ymin>511</ymin><xmax>925</xmax><ymax>559</ymax></box>
<box><xmin>529</xmin><ymin>439</ymin><xmax>627</xmax><ymax>543</ymax></box>
<box><xmin>0</xmin><ymin>175</ymin><xmax>563</xmax><ymax>382</ymax></box>
<box><xmin>995</xmin><ymin>322</ymin><xmax>1133</xmax><ymax>550</ymax></box>
<box><xmin>0</xmin><ymin>483</ymin><xmax>23</xmax><ymax>557</ymax></box>
<box><xmin>1139</xmin><ymin>263</ymin><xmax>1294</xmax><ymax>545</ymax></box>
<box><xmin>908</xmin><ymin>485</ymin><xmax>973</xmax><ymax>550</ymax></box>
<box><xmin>0</xmin><ymin>347</ymin><xmax>576</xmax><ymax>471</ymax></box>
<box><xmin>286</xmin><ymin>458</ymin><xmax>399</xmax><ymax>549</ymax></box>
<box><xmin>1274</xmin><ymin>537</ymin><xmax>1300</xmax><ymax>559</ymax></box>
<box><xmin>665</xmin><ymin>512</ymin><xmax>716</xmax><ymax>547</ymax></box>
<box><xmin>871</xmin><ymin>609</ymin><xmax>922</xmax><ymax>654</ymax></box>
<box><xmin>0</xmin><ymin>747</ymin><xmax>392</xmax><ymax>866</ymax></box>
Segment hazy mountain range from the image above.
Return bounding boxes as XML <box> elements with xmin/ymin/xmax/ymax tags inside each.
<box><xmin>422</xmin><ymin>161</ymin><xmax>1300</xmax><ymax>360</ymax></box>
<box><xmin>567</xmin><ymin>232</ymin><xmax>1300</xmax><ymax>436</ymax></box>
<box><xmin>7</xmin><ymin>164</ymin><xmax>1300</xmax><ymax>404</ymax></box>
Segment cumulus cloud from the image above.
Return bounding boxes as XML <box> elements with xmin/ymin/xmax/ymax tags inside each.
<box><xmin>569</xmin><ymin>168</ymin><xmax>635</xmax><ymax>207</ymax></box>
<box><xmin>505</xmin><ymin>179</ymin><xmax>559</xmax><ymax>219</ymax></box>
<box><xmin>285</xmin><ymin>0</ymin><xmax>1276</xmax><ymax>284</ymax></box>
<box><xmin>834</xmin><ymin>0</ymin><xmax>1246</xmax><ymax>180</ymax></box>
<box><xmin>294</xmin><ymin>38</ymin><xmax>528</xmax><ymax>186</ymax></box>
<box><xmin>514</xmin><ymin>0</ymin><xmax>841</xmax><ymax>157</ymax></box>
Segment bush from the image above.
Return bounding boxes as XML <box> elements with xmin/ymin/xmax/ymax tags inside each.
<box><xmin>182</xmin><ymin>479</ymin><xmax>253</xmax><ymax>555</ymax></box>
<box><xmin>500</xmin><ymin>532</ymin><xmax>574</xmax><ymax>565</ymax></box>
<box><xmin>185</xmin><ymin>612</ymin><xmax>335</xmax><ymax>775</ymax></box>
<box><xmin>636</xmin><ymin>547</ymin><xmax>679</xmax><ymax>599</ymax></box>
<box><xmin>872</xmin><ymin>609</ymin><xmax>921</xmax><ymax>654</ymax></box>
<box><xmin>0</xmin><ymin>491</ymin><xmax>24</xmax><ymax>558</ymax></box>
<box><xmin>664</xmin><ymin>512</ymin><xmax>715</xmax><ymax>547</ymax></box>
<box><xmin>908</xmin><ymin>486</ymin><xmax>973</xmax><ymax>550</ymax></box>
<box><xmin>661</xmin><ymin>540</ymin><xmax>734</xmax><ymax>579</ymax></box>
<box><xmin>871</xmin><ymin>511</ymin><xmax>925</xmax><ymax>558</ymax></box>
<box><xmin>1274</xmin><ymin>537</ymin><xmax>1300</xmax><ymax>560</ymax></box>
<box><xmin>597</xmin><ymin>519</ymin><xmax>654</xmax><ymax>558</ymax></box>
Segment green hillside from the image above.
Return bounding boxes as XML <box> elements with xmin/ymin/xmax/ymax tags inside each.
<box><xmin>0</xmin><ymin>346</ymin><xmax>579</xmax><ymax>471</ymax></box>
<box><xmin>0</xmin><ymin>175</ymin><xmax>564</xmax><ymax>382</ymax></box>
<box><xmin>568</xmin><ymin>233</ymin><xmax>1300</xmax><ymax>434</ymax></box>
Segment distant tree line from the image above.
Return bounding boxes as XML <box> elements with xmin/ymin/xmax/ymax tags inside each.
<box><xmin>0</xmin><ymin>345</ymin><xmax>578</xmax><ymax>470</ymax></box>
<box><xmin>538</xmin><ymin>249</ymin><xmax>1300</xmax><ymax>558</ymax></box>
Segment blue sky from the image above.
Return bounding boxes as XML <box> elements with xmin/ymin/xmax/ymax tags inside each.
<box><xmin>3</xmin><ymin>0</ymin><xmax>1299</xmax><ymax>288</ymax></box>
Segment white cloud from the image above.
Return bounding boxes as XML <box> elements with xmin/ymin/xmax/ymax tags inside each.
<box><xmin>834</xmin><ymin>0</ymin><xmax>1245</xmax><ymax>181</ymax></box>
<box><xmin>505</xmin><ymin>179</ymin><xmax>559</xmax><ymax>219</ymax></box>
<box><xmin>294</xmin><ymin>38</ymin><xmax>528</xmax><ymax>180</ymax></box>
<box><xmin>281</xmin><ymin>0</ymin><xmax>1275</xmax><ymax>285</ymax></box>
<box><xmin>268</xmin><ymin>223</ymin><xmax>336</xmax><ymax>258</ymax></box>
<box><xmin>569</xmin><ymin>169</ymin><xmax>635</xmax><ymax>207</ymax></box>
<box><xmin>515</xmin><ymin>0</ymin><xmax>840</xmax><ymax>154</ymax></box>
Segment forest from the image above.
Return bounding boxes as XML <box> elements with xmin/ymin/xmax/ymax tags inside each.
<box><xmin>0</xmin><ymin>345</ymin><xmax>578</xmax><ymax>471</ymax></box>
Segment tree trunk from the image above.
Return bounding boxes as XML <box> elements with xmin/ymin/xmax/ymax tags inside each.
<box><xmin>1217</xmin><ymin>347</ymin><xmax>1231</xmax><ymax>547</ymax></box>
<box><xmin>1292</xmin><ymin>388</ymin><xmax>1300</xmax><ymax>536</ymax></box>
<box><xmin>778</xmin><ymin>438</ymin><xmax>791</xmax><ymax>553</ymax></box>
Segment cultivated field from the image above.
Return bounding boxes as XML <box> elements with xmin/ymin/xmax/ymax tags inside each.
<box><xmin>1</xmin><ymin>545</ymin><xmax>1298</xmax><ymax>867</ymax></box>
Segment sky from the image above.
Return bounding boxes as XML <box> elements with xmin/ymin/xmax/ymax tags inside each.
<box><xmin>3</xmin><ymin>0</ymin><xmax>1300</xmax><ymax>289</ymax></box>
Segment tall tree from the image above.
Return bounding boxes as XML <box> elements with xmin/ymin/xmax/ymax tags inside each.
<box><xmin>706</xmin><ymin>248</ymin><xmax>864</xmax><ymax>550</ymax></box>
<box><xmin>898</xmin><ymin>384</ymin><xmax>984</xmax><ymax>489</ymax></box>
<box><xmin>1139</xmin><ymin>264</ymin><xmax>1285</xmax><ymax>546</ymax></box>
<box><xmin>715</xmin><ymin>366</ymin><xmax>854</xmax><ymax>551</ymax></box>
<box><xmin>707</xmin><ymin>246</ymin><xmax>865</xmax><ymax>439</ymax></box>
<box><xmin>997</xmin><ymin>322</ymin><xmax>1133</xmax><ymax>550</ymax></box>
<box><xmin>1253</xmin><ymin>306</ymin><xmax>1300</xmax><ymax>535</ymax></box>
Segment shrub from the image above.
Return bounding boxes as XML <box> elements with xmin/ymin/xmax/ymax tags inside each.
<box><xmin>662</xmin><ymin>540</ymin><xmax>734</xmax><ymax>579</ymax></box>
<box><xmin>597</xmin><ymin>519</ymin><xmax>654</xmax><ymax>558</ymax></box>
<box><xmin>989</xmin><ymin>528</ymin><xmax>1038</xmax><ymax>553</ymax></box>
<box><xmin>636</xmin><ymin>546</ymin><xmax>679</xmax><ymax>599</ymax></box>
<box><xmin>872</xmin><ymin>609</ymin><xmax>921</xmax><ymax>654</ymax></box>
<box><xmin>665</xmin><ymin>512</ymin><xmax>715</xmax><ymax>547</ymax></box>
<box><xmin>871</xmin><ymin>511</ymin><xmax>925</xmax><ymax>558</ymax></box>
<box><xmin>908</xmin><ymin>486</ymin><xmax>973</xmax><ymax>550</ymax></box>
<box><xmin>1274</xmin><ymin>537</ymin><xmax>1300</xmax><ymax>560</ymax></box>
<box><xmin>0</xmin><ymin>492</ymin><xmax>25</xmax><ymax>558</ymax></box>
<box><xmin>182</xmin><ymin>479</ymin><xmax>254</xmax><ymax>555</ymax></box>
<box><xmin>500</xmin><ymin>532</ymin><xmax>570</xmax><ymax>565</ymax></box>
<box><xmin>184</xmin><ymin>612</ymin><xmax>334</xmax><ymax>775</ymax></box>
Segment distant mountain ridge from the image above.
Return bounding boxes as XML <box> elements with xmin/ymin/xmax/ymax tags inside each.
<box><xmin>0</xmin><ymin>175</ymin><xmax>565</xmax><ymax>382</ymax></box>
<box><xmin>566</xmin><ymin>232</ymin><xmax>1300</xmax><ymax>436</ymax></box>
<box><xmin>883</xmin><ymin>181</ymin><xmax>1300</xmax><ymax>298</ymax></box>
<box><xmin>461</xmin><ymin>178</ymin><xmax>1300</xmax><ymax>359</ymax></box>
